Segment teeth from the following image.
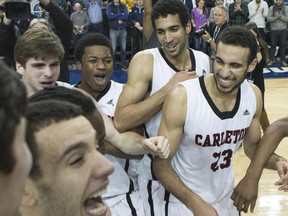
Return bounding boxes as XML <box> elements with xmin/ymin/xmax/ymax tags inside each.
<box><xmin>219</xmin><ymin>78</ymin><xmax>232</xmax><ymax>83</ymax></box>
<box><xmin>89</xmin><ymin>189</ymin><xmax>107</xmax><ymax>199</ymax></box>
<box><xmin>86</xmin><ymin>202</ymin><xmax>106</xmax><ymax>215</ymax></box>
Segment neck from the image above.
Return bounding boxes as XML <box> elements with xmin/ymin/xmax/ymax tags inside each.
<box><xmin>208</xmin><ymin>75</ymin><xmax>239</xmax><ymax>110</ymax></box>
<box><xmin>167</xmin><ymin>49</ymin><xmax>191</xmax><ymax>71</ymax></box>
<box><xmin>25</xmin><ymin>84</ymin><xmax>37</xmax><ymax>98</ymax></box>
<box><xmin>79</xmin><ymin>82</ymin><xmax>100</xmax><ymax>100</ymax></box>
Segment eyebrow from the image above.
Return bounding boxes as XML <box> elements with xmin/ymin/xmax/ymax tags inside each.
<box><xmin>58</xmin><ymin>142</ymin><xmax>88</xmax><ymax>163</ymax></box>
<box><xmin>31</xmin><ymin>61</ymin><xmax>60</xmax><ymax>66</ymax></box>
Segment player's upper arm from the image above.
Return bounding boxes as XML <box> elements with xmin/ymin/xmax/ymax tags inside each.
<box><xmin>158</xmin><ymin>85</ymin><xmax>187</xmax><ymax>160</ymax></box>
<box><xmin>119</xmin><ymin>50</ymin><xmax>153</xmax><ymax>105</ymax></box>
<box><xmin>114</xmin><ymin>51</ymin><xmax>153</xmax><ymax>127</ymax></box>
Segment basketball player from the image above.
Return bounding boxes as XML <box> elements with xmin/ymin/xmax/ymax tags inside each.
<box><xmin>114</xmin><ymin>0</ymin><xmax>211</xmax><ymax>215</ymax></box>
<box><xmin>153</xmin><ymin>26</ymin><xmax>288</xmax><ymax>216</ymax></box>
<box><xmin>74</xmin><ymin>33</ymin><xmax>146</xmax><ymax>215</ymax></box>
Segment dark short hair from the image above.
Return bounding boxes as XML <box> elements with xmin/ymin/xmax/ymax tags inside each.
<box><xmin>0</xmin><ymin>61</ymin><xmax>27</xmax><ymax>174</ymax></box>
<box><xmin>216</xmin><ymin>26</ymin><xmax>258</xmax><ymax>64</ymax></box>
<box><xmin>151</xmin><ymin>0</ymin><xmax>191</xmax><ymax>30</ymax></box>
<box><xmin>26</xmin><ymin>100</ymin><xmax>83</xmax><ymax>179</ymax></box>
<box><xmin>29</xmin><ymin>86</ymin><xmax>96</xmax><ymax>114</ymax></box>
<box><xmin>74</xmin><ymin>33</ymin><xmax>113</xmax><ymax>62</ymax></box>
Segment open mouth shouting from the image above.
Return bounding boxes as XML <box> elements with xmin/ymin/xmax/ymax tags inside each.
<box><xmin>84</xmin><ymin>189</ymin><xmax>108</xmax><ymax>216</ymax></box>
<box><xmin>93</xmin><ymin>74</ymin><xmax>108</xmax><ymax>87</ymax></box>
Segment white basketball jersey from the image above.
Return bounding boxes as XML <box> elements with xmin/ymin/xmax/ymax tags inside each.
<box><xmin>96</xmin><ymin>81</ymin><xmax>132</xmax><ymax>204</ymax></box>
<box><xmin>138</xmin><ymin>48</ymin><xmax>211</xmax><ymax>180</ymax></box>
<box><xmin>159</xmin><ymin>76</ymin><xmax>256</xmax><ymax>205</ymax></box>
<box><xmin>97</xmin><ymin>80</ymin><xmax>141</xmax><ymax>207</ymax></box>
<box><xmin>56</xmin><ymin>81</ymin><xmax>74</xmax><ymax>88</ymax></box>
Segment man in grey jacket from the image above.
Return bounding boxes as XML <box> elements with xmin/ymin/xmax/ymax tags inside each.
<box><xmin>267</xmin><ymin>0</ymin><xmax>288</xmax><ymax>66</ymax></box>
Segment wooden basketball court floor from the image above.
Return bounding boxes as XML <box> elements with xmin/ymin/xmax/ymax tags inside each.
<box><xmin>233</xmin><ymin>78</ymin><xmax>288</xmax><ymax>216</ymax></box>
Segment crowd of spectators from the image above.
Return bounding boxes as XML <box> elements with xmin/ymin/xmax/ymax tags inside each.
<box><xmin>0</xmin><ymin>0</ymin><xmax>288</xmax><ymax>74</ymax></box>
<box><xmin>1</xmin><ymin>1</ymin><xmax>288</xmax><ymax>216</ymax></box>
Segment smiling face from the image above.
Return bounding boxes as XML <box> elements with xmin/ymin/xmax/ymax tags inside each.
<box><xmin>0</xmin><ymin>118</ymin><xmax>32</xmax><ymax>216</ymax></box>
<box><xmin>32</xmin><ymin>116</ymin><xmax>114</xmax><ymax>216</ymax></box>
<box><xmin>197</xmin><ymin>0</ymin><xmax>205</xmax><ymax>8</ymax></box>
<box><xmin>77</xmin><ymin>45</ymin><xmax>113</xmax><ymax>97</ymax></box>
<box><xmin>213</xmin><ymin>42</ymin><xmax>257</xmax><ymax>94</ymax></box>
<box><xmin>17</xmin><ymin>57</ymin><xmax>60</xmax><ymax>97</ymax></box>
<box><xmin>155</xmin><ymin>14</ymin><xmax>191</xmax><ymax>60</ymax></box>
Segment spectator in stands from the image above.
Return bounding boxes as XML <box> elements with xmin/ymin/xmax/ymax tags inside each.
<box><xmin>191</xmin><ymin>0</ymin><xmax>210</xmax><ymax>53</ymax></box>
<box><xmin>128</xmin><ymin>0</ymin><xmax>144</xmax><ymax>53</ymax></box>
<box><xmin>266</xmin><ymin>0</ymin><xmax>288</xmax><ymax>67</ymax></box>
<box><xmin>228</xmin><ymin>0</ymin><xmax>249</xmax><ymax>26</ymax></box>
<box><xmin>209</xmin><ymin>0</ymin><xmax>224</xmax><ymax>26</ymax></box>
<box><xmin>202</xmin><ymin>5</ymin><xmax>229</xmax><ymax>59</ymax></box>
<box><xmin>106</xmin><ymin>0</ymin><xmax>129</xmax><ymax>70</ymax></box>
<box><xmin>248</xmin><ymin>0</ymin><xmax>269</xmax><ymax>41</ymax></box>
<box><xmin>224</xmin><ymin>0</ymin><xmax>234</xmax><ymax>8</ymax></box>
<box><xmin>84</xmin><ymin>0</ymin><xmax>104</xmax><ymax>34</ymax></box>
<box><xmin>61</xmin><ymin>0</ymin><xmax>74</xmax><ymax>16</ymax></box>
<box><xmin>70</xmin><ymin>2</ymin><xmax>90</xmax><ymax>47</ymax></box>
<box><xmin>184</xmin><ymin>0</ymin><xmax>195</xmax><ymax>12</ymax></box>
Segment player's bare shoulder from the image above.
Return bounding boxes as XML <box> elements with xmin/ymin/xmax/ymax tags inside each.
<box><xmin>129</xmin><ymin>49</ymin><xmax>154</xmax><ymax>80</ymax></box>
<box><xmin>130</xmin><ymin>49</ymin><xmax>154</xmax><ymax>65</ymax></box>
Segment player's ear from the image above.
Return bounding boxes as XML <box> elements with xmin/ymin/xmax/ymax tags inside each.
<box><xmin>16</xmin><ymin>62</ymin><xmax>25</xmax><ymax>75</ymax></box>
<box><xmin>21</xmin><ymin>179</ymin><xmax>38</xmax><ymax>207</ymax></box>
<box><xmin>186</xmin><ymin>20</ymin><xmax>192</xmax><ymax>34</ymax></box>
<box><xmin>76</xmin><ymin>61</ymin><xmax>82</xmax><ymax>70</ymax></box>
<box><xmin>248</xmin><ymin>58</ymin><xmax>257</xmax><ymax>73</ymax></box>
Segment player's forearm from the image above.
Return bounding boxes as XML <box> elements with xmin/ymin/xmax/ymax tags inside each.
<box><xmin>263</xmin><ymin>118</ymin><xmax>288</xmax><ymax>169</ymax></box>
<box><xmin>153</xmin><ymin>158</ymin><xmax>201</xmax><ymax>212</ymax></box>
<box><xmin>104</xmin><ymin>142</ymin><xmax>143</xmax><ymax>159</ymax></box>
<box><xmin>245</xmin><ymin>119</ymin><xmax>288</xmax><ymax>177</ymax></box>
<box><xmin>116</xmin><ymin>131</ymin><xmax>148</xmax><ymax>155</ymax></box>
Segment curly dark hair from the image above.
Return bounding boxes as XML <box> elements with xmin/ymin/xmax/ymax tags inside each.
<box><xmin>217</xmin><ymin>26</ymin><xmax>258</xmax><ymax>64</ymax></box>
<box><xmin>151</xmin><ymin>0</ymin><xmax>191</xmax><ymax>30</ymax></box>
